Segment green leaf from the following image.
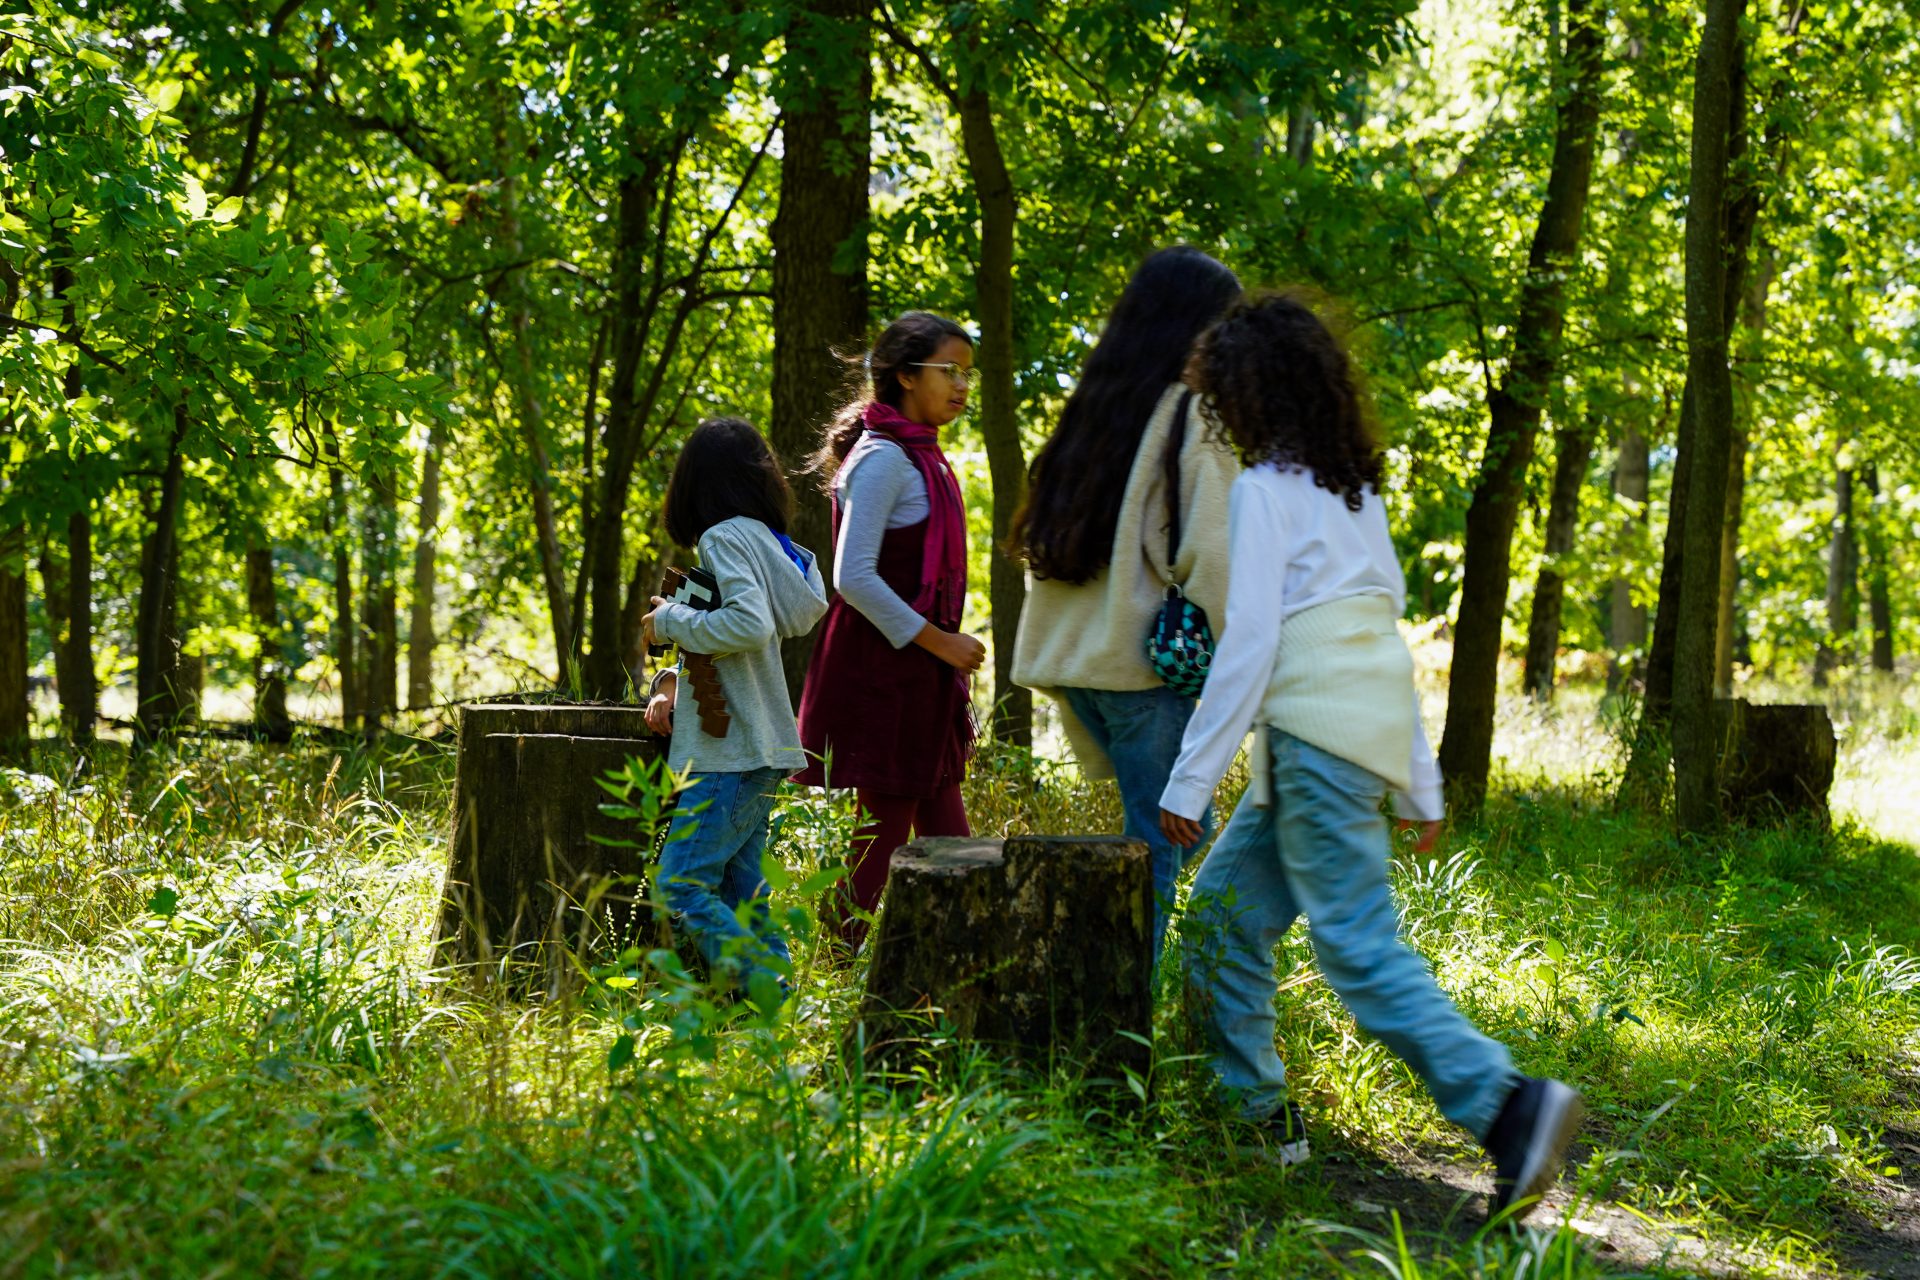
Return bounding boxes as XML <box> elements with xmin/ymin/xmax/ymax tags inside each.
<box><xmin>76</xmin><ymin>48</ymin><xmax>116</xmax><ymax>72</ymax></box>
<box><xmin>147</xmin><ymin>886</ymin><xmax>179</xmax><ymax>917</ymax></box>
<box><xmin>211</xmin><ymin>197</ymin><xmax>244</xmax><ymax>223</ymax></box>
<box><xmin>150</xmin><ymin>81</ymin><xmax>183</xmax><ymax>113</ymax></box>
<box><xmin>607</xmin><ymin>1033</ymin><xmax>635</xmax><ymax>1072</ymax></box>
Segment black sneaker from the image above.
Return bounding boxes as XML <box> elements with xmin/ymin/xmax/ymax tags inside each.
<box><xmin>1482</xmin><ymin>1076</ymin><xmax>1584</xmax><ymax>1222</ymax></box>
<box><xmin>1231</xmin><ymin>1100</ymin><xmax>1312</xmax><ymax>1167</ymax></box>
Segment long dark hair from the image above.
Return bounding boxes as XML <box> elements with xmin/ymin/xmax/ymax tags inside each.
<box><xmin>1011</xmin><ymin>247</ymin><xmax>1242</xmax><ymax>583</ymax></box>
<box><xmin>807</xmin><ymin>311</ymin><xmax>972</xmax><ymax>489</ymax></box>
<box><xmin>1190</xmin><ymin>290</ymin><xmax>1382</xmax><ymax>511</ymax></box>
<box><xmin>664</xmin><ymin>416</ymin><xmax>793</xmax><ymax>547</ymax></box>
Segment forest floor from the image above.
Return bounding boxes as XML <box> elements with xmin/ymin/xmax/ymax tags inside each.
<box><xmin>0</xmin><ymin>672</ymin><xmax>1916</xmax><ymax>1278</ymax></box>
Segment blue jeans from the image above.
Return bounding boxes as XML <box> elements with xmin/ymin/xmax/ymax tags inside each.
<box><xmin>1183</xmin><ymin>730</ymin><xmax>1516</xmax><ymax>1139</ymax></box>
<box><xmin>658</xmin><ymin>768</ymin><xmax>792</xmax><ymax>999</ymax></box>
<box><xmin>1059</xmin><ymin>686</ymin><xmax>1214</xmax><ymax>958</ymax></box>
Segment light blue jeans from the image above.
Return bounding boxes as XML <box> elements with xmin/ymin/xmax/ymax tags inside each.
<box><xmin>658</xmin><ymin>767</ymin><xmax>792</xmax><ymax>999</ymax></box>
<box><xmin>1059</xmin><ymin>686</ymin><xmax>1214</xmax><ymax>958</ymax></box>
<box><xmin>1183</xmin><ymin>730</ymin><xmax>1516</xmax><ymax>1139</ymax></box>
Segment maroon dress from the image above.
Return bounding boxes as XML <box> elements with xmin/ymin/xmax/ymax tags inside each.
<box><xmin>795</xmin><ymin>516</ymin><xmax>976</xmax><ymax>798</ymax></box>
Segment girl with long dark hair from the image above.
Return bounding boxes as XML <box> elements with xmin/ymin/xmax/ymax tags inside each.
<box><xmin>794</xmin><ymin>312</ymin><xmax>984</xmax><ymax>946</ymax></box>
<box><xmin>1010</xmin><ymin>246</ymin><xmax>1243</xmax><ymax>956</ymax></box>
<box><xmin>1158</xmin><ymin>292</ymin><xmax>1582</xmax><ymax>1210</ymax></box>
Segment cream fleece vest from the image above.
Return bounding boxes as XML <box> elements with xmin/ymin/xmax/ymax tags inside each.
<box><xmin>1253</xmin><ymin>593</ymin><xmax>1416</xmax><ymax>803</ymax></box>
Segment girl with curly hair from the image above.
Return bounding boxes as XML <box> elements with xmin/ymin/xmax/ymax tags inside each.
<box><xmin>1158</xmin><ymin>292</ymin><xmax>1583</xmax><ymax>1220</ymax></box>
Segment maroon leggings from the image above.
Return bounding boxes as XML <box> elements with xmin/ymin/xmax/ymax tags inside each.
<box><xmin>837</xmin><ymin>783</ymin><xmax>970</xmax><ymax>944</ymax></box>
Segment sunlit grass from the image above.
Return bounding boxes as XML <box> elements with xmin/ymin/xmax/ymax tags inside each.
<box><xmin>1</xmin><ymin>672</ymin><xmax>1916</xmax><ymax>1276</ymax></box>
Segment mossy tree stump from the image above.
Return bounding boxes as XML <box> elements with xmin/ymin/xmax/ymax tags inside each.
<box><xmin>435</xmin><ymin>703</ymin><xmax>665</xmax><ymax>982</ymax></box>
<box><xmin>854</xmin><ymin>835</ymin><xmax>1153</xmax><ymax>1079</ymax></box>
<box><xmin>1713</xmin><ymin>698</ymin><xmax>1837</xmax><ymax>826</ymax></box>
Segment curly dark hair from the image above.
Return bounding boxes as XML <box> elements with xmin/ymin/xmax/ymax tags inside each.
<box><xmin>1189</xmin><ymin>290</ymin><xmax>1382</xmax><ymax>511</ymax></box>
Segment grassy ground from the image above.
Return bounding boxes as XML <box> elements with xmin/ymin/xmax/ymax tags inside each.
<box><xmin>1</xmin><ymin>675</ymin><xmax>1916</xmax><ymax>1278</ymax></box>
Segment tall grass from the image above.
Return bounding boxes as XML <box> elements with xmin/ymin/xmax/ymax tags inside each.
<box><xmin>1</xmin><ymin>676</ymin><xmax>1916</xmax><ymax>1277</ymax></box>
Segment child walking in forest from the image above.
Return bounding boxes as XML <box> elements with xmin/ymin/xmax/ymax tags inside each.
<box><xmin>642</xmin><ymin>417</ymin><xmax>828</xmax><ymax>1007</ymax></box>
<box><xmin>1158</xmin><ymin>294</ymin><xmax>1583</xmax><ymax>1219</ymax></box>
<box><xmin>795</xmin><ymin>312</ymin><xmax>984</xmax><ymax>948</ymax></box>
<box><xmin>1011</xmin><ymin>246</ymin><xmax>1243</xmax><ymax>957</ymax></box>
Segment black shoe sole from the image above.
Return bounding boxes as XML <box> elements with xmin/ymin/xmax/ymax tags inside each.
<box><xmin>1492</xmin><ymin>1083</ymin><xmax>1584</xmax><ymax>1224</ymax></box>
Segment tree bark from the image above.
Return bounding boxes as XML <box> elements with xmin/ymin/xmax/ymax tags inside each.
<box><xmin>360</xmin><ymin>467</ymin><xmax>401</xmax><ymax>734</ymax></box>
<box><xmin>134</xmin><ymin>411</ymin><xmax>189</xmax><ymax>743</ymax></box>
<box><xmin>1521</xmin><ymin>418</ymin><xmax>1594</xmax><ymax>699</ymax></box>
<box><xmin>1862</xmin><ymin>466</ymin><xmax>1895</xmax><ymax>672</ymax></box>
<box><xmin>409</xmin><ymin>424</ymin><xmax>444</xmax><ymax>709</ymax></box>
<box><xmin>1608</xmin><ymin>426</ymin><xmax>1650</xmax><ymax>692</ymax></box>
<box><xmin>1814</xmin><ymin>456</ymin><xmax>1858</xmax><ymax>683</ymax></box>
<box><xmin>330</xmin><ymin>462</ymin><xmax>359</xmax><ymax>728</ymax></box>
<box><xmin>247</xmin><ymin>547</ymin><xmax>291</xmax><ymax>740</ymax></box>
<box><xmin>1437</xmin><ymin>0</ymin><xmax>1604</xmax><ymax>812</ymax></box>
<box><xmin>1713</xmin><ymin>421</ymin><xmax>1747</xmax><ymax>697</ymax></box>
<box><xmin>770</xmin><ymin>0</ymin><xmax>871</xmax><ymax>705</ymax></box>
<box><xmin>956</xmin><ymin>84</ymin><xmax>1030</xmax><ymax>744</ymax></box>
<box><xmin>0</xmin><ymin>525</ymin><xmax>26</xmax><ymax>764</ymax></box>
<box><xmin>1670</xmin><ymin>0</ymin><xmax>1747</xmax><ymax>836</ymax></box>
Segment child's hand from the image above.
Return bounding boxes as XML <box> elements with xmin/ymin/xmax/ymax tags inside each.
<box><xmin>938</xmin><ymin>630</ymin><xmax>987</xmax><ymax>672</ymax></box>
<box><xmin>640</xmin><ymin>595</ymin><xmax>669</xmax><ymax>651</ymax></box>
<box><xmin>1160</xmin><ymin>808</ymin><xmax>1204</xmax><ymax>849</ymax></box>
<box><xmin>645</xmin><ymin>687</ymin><xmax>675</xmax><ymax>736</ymax></box>
<box><xmin>1396</xmin><ymin>819</ymin><xmax>1441</xmax><ymax>853</ymax></box>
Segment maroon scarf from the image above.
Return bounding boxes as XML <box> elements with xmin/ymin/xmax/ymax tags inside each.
<box><xmin>858</xmin><ymin>400</ymin><xmax>967</xmax><ymax>626</ymax></box>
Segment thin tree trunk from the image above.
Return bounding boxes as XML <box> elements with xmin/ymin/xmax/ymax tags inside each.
<box><xmin>1814</xmin><ymin>457</ymin><xmax>1858</xmax><ymax>683</ymax></box>
<box><xmin>247</xmin><ymin>547</ymin><xmax>292</xmax><ymax>740</ymax></box>
<box><xmin>957</xmin><ymin>83</ymin><xmax>1030</xmax><ymax>744</ymax></box>
<box><xmin>1670</xmin><ymin>0</ymin><xmax>1747</xmax><ymax>835</ymax></box>
<box><xmin>1437</xmin><ymin>0</ymin><xmax>1604</xmax><ymax>812</ymax></box>
<box><xmin>0</xmin><ymin>525</ymin><xmax>25</xmax><ymax>763</ymax></box>
<box><xmin>38</xmin><ymin>539</ymin><xmax>68</xmax><ymax>718</ymax></box>
<box><xmin>360</xmin><ymin>468</ymin><xmax>400</xmax><ymax>734</ymax></box>
<box><xmin>134</xmin><ymin>410</ymin><xmax>189</xmax><ymax>743</ymax></box>
<box><xmin>1608</xmin><ymin>427</ymin><xmax>1650</xmax><ymax>692</ymax></box>
<box><xmin>409</xmin><ymin>424</ymin><xmax>444</xmax><ymax>709</ymax></box>
<box><xmin>1713</xmin><ymin>423</ymin><xmax>1747</xmax><ymax>696</ymax></box>
<box><xmin>330</xmin><ymin>461</ymin><xmax>359</xmax><ymax>728</ymax></box>
<box><xmin>1861</xmin><ymin>465</ymin><xmax>1895</xmax><ymax>672</ymax></box>
<box><xmin>1521</xmin><ymin>418</ymin><xmax>1594</xmax><ymax>699</ymax></box>
<box><xmin>770</xmin><ymin>0</ymin><xmax>871</xmax><ymax>705</ymax></box>
<box><xmin>60</xmin><ymin>509</ymin><xmax>95</xmax><ymax>742</ymax></box>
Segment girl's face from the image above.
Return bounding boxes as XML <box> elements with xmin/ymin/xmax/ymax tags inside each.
<box><xmin>895</xmin><ymin>335</ymin><xmax>974</xmax><ymax>427</ymax></box>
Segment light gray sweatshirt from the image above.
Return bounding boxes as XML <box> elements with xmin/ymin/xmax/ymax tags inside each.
<box><xmin>652</xmin><ymin>516</ymin><xmax>828</xmax><ymax>774</ymax></box>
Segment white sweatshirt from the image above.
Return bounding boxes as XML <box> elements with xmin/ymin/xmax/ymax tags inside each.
<box><xmin>1159</xmin><ymin>464</ymin><xmax>1444</xmax><ymax>823</ymax></box>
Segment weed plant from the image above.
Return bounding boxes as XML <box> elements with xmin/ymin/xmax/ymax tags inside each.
<box><xmin>0</xmin><ymin>681</ymin><xmax>1915</xmax><ymax>1278</ymax></box>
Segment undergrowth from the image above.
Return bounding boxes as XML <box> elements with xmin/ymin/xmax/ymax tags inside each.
<box><xmin>0</xmin><ymin>682</ymin><xmax>1915</xmax><ymax>1278</ymax></box>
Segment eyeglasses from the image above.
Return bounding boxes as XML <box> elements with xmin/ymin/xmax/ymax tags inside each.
<box><xmin>910</xmin><ymin>362</ymin><xmax>978</xmax><ymax>391</ymax></box>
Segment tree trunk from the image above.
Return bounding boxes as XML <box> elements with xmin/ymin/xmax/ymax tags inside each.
<box><xmin>1862</xmin><ymin>466</ymin><xmax>1895</xmax><ymax>672</ymax></box>
<box><xmin>134</xmin><ymin>411</ymin><xmax>188</xmax><ymax>743</ymax></box>
<box><xmin>1713</xmin><ymin>421</ymin><xmax>1747</xmax><ymax>696</ymax></box>
<box><xmin>330</xmin><ymin>463</ymin><xmax>359</xmax><ymax>728</ymax></box>
<box><xmin>247</xmin><ymin>547</ymin><xmax>292</xmax><ymax>740</ymax></box>
<box><xmin>956</xmin><ymin>85</ymin><xmax>1030</xmax><ymax>744</ymax></box>
<box><xmin>0</xmin><ymin>525</ymin><xmax>26</xmax><ymax>764</ymax></box>
<box><xmin>1715</xmin><ymin>698</ymin><xmax>1836</xmax><ymax>827</ymax></box>
<box><xmin>38</xmin><ymin>538</ymin><xmax>68</xmax><ymax>722</ymax></box>
<box><xmin>1437</xmin><ymin>0</ymin><xmax>1604</xmax><ymax>813</ymax></box>
<box><xmin>435</xmin><ymin>703</ymin><xmax>667</xmax><ymax>988</ymax></box>
<box><xmin>360</xmin><ymin>468</ymin><xmax>401</xmax><ymax>734</ymax></box>
<box><xmin>1608</xmin><ymin>427</ymin><xmax>1650</xmax><ymax>692</ymax></box>
<box><xmin>1814</xmin><ymin>457</ymin><xmax>1858</xmax><ymax>683</ymax></box>
<box><xmin>409</xmin><ymin>425</ymin><xmax>444</xmax><ymax>709</ymax></box>
<box><xmin>1669</xmin><ymin>0</ymin><xmax>1747</xmax><ymax>836</ymax></box>
<box><xmin>1521</xmin><ymin>418</ymin><xmax>1594</xmax><ymax>699</ymax></box>
<box><xmin>500</xmin><ymin>260</ymin><xmax>576</xmax><ymax>677</ymax></box>
<box><xmin>770</xmin><ymin>0</ymin><xmax>871</xmax><ymax>705</ymax></box>
<box><xmin>853</xmin><ymin>835</ymin><xmax>1152</xmax><ymax>1079</ymax></box>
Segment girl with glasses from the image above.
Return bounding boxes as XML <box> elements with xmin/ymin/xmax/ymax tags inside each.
<box><xmin>796</xmin><ymin>311</ymin><xmax>985</xmax><ymax>950</ymax></box>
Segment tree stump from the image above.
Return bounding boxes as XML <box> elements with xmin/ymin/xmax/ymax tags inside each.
<box><xmin>853</xmin><ymin>835</ymin><xmax>1153</xmax><ymax>1080</ymax></box>
<box><xmin>435</xmin><ymin>703</ymin><xmax>665</xmax><ymax>981</ymax></box>
<box><xmin>1713</xmin><ymin>698</ymin><xmax>1837</xmax><ymax>826</ymax></box>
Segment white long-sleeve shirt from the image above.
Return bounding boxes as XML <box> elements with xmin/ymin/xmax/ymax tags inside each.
<box><xmin>1159</xmin><ymin>464</ymin><xmax>1444</xmax><ymax>823</ymax></box>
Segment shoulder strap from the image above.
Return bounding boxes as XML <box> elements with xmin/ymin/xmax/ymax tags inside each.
<box><xmin>1163</xmin><ymin>390</ymin><xmax>1195</xmax><ymax>568</ymax></box>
